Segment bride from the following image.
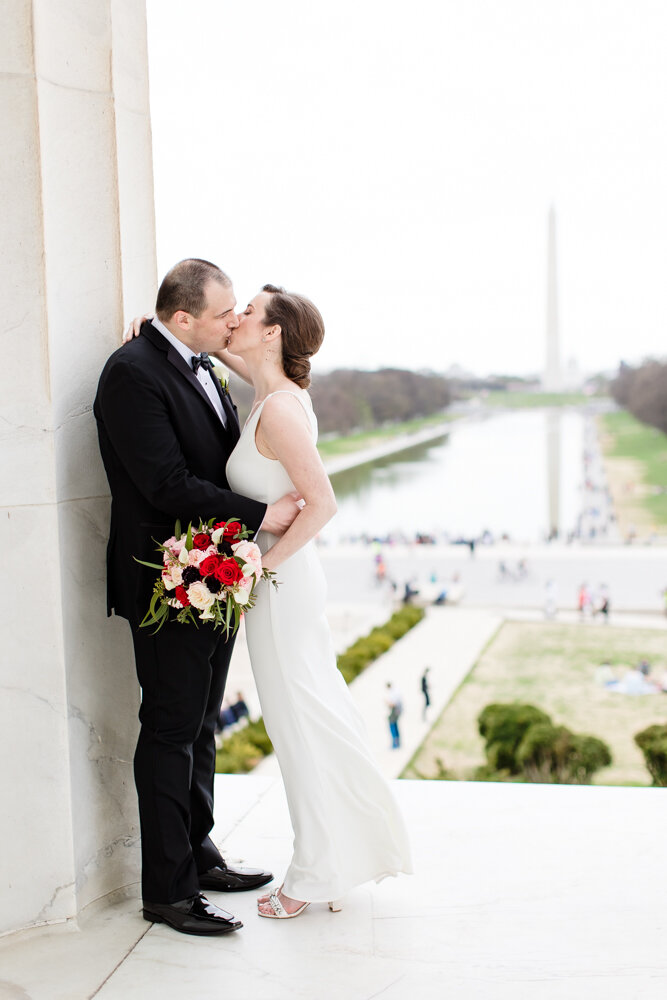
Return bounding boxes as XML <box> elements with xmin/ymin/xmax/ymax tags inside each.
<box><xmin>128</xmin><ymin>284</ymin><xmax>412</xmax><ymax>919</ymax></box>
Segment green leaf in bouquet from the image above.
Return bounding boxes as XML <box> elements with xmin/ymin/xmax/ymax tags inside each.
<box><xmin>174</xmin><ymin>518</ymin><xmax>182</xmax><ymax>539</ymax></box>
<box><xmin>140</xmin><ymin>600</ymin><xmax>168</xmax><ymax>633</ymax></box>
<box><xmin>185</xmin><ymin>522</ymin><xmax>193</xmax><ymax>551</ymax></box>
<box><xmin>133</xmin><ymin>557</ymin><xmax>165</xmax><ymax>570</ymax></box>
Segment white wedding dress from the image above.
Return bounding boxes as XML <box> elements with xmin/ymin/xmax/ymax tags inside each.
<box><xmin>226</xmin><ymin>390</ymin><xmax>412</xmax><ymax>902</ymax></box>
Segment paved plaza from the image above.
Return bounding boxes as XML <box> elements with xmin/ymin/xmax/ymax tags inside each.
<box><xmin>3</xmin><ymin>774</ymin><xmax>666</xmax><ymax>999</ymax></box>
<box><xmin>4</xmin><ymin>600</ymin><xmax>667</xmax><ymax>998</ymax></box>
<box><xmin>320</xmin><ymin>541</ymin><xmax>667</xmax><ymax>615</ymax></box>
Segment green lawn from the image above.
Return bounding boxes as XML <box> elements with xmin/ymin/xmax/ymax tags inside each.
<box><xmin>477</xmin><ymin>391</ymin><xmax>592</xmax><ymax>408</ymax></box>
<box><xmin>317</xmin><ymin>413</ymin><xmax>456</xmax><ymax>460</ymax></box>
<box><xmin>599</xmin><ymin>410</ymin><xmax>667</xmax><ymax>526</ymax></box>
<box><xmin>403</xmin><ymin>621</ymin><xmax>667</xmax><ymax>787</ymax></box>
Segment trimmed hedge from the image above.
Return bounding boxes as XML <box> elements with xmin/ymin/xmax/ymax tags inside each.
<box><xmin>635</xmin><ymin>724</ymin><xmax>667</xmax><ymax>786</ymax></box>
<box><xmin>477</xmin><ymin>703</ymin><xmax>550</xmax><ymax>774</ymax></box>
<box><xmin>215</xmin><ymin>718</ymin><xmax>272</xmax><ymax>775</ymax></box>
<box><xmin>215</xmin><ymin>605</ymin><xmax>425</xmax><ymax>774</ymax></box>
<box><xmin>336</xmin><ymin>606</ymin><xmax>424</xmax><ymax>684</ymax></box>
<box><xmin>476</xmin><ymin>702</ymin><xmax>612</xmax><ymax>784</ymax></box>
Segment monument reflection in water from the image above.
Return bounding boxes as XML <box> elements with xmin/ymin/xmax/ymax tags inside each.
<box><xmin>325</xmin><ymin>409</ymin><xmax>583</xmax><ymax>544</ymax></box>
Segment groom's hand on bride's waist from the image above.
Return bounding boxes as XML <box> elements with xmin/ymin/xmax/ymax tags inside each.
<box><xmin>260</xmin><ymin>491</ymin><xmax>303</xmax><ymax>535</ymax></box>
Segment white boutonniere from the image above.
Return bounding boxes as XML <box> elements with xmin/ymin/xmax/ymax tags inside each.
<box><xmin>211</xmin><ymin>361</ymin><xmax>230</xmax><ymax>395</ymax></box>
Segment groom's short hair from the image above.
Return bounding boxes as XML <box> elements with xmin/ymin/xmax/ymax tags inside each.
<box><xmin>155</xmin><ymin>258</ymin><xmax>231</xmax><ymax>319</ymax></box>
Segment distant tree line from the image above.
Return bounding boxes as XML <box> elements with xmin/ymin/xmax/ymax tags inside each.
<box><xmin>311</xmin><ymin>368</ymin><xmax>452</xmax><ymax>434</ymax></box>
<box><xmin>227</xmin><ymin>367</ymin><xmax>452</xmax><ymax>435</ymax></box>
<box><xmin>611</xmin><ymin>359</ymin><xmax>667</xmax><ymax>435</ymax></box>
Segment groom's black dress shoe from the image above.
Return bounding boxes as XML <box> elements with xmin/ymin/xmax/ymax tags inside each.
<box><xmin>199</xmin><ymin>861</ymin><xmax>273</xmax><ymax>892</ymax></box>
<box><xmin>142</xmin><ymin>893</ymin><xmax>242</xmax><ymax>935</ymax></box>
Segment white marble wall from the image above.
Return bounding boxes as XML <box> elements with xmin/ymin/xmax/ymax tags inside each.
<box><xmin>0</xmin><ymin>0</ymin><xmax>157</xmax><ymax>935</ymax></box>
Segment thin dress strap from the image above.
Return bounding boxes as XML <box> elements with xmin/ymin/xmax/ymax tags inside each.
<box><xmin>245</xmin><ymin>389</ymin><xmax>315</xmax><ymax>436</ymax></box>
<box><xmin>261</xmin><ymin>389</ymin><xmax>313</xmax><ymax>418</ymax></box>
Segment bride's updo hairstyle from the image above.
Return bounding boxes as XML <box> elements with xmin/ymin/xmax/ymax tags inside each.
<box><xmin>261</xmin><ymin>284</ymin><xmax>325</xmax><ymax>389</ymax></box>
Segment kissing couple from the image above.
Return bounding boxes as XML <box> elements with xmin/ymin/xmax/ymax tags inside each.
<box><xmin>94</xmin><ymin>258</ymin><xmax>412</xmax><ymax>935</ymax></box>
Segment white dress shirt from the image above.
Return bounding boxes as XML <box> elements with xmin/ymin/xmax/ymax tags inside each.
<box><xmin>151</xmin><ymin>316</ymin><xmax>226</xmax><ymax>427</ymax></box>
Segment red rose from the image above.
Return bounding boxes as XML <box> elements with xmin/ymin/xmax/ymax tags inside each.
<box><xmin>175</xmin><ymin>585</ymin><xmax>190</xmax><ymax>607</ymax></box>
<box><xmin>215</xmin><ymin>520</ymin><xmax>242</xmax><ymax>540</ymax></box>
<box><xmin>215</xmin><ymin>557</ymin><xmax>244</xmax><ymax>585</ymax></box>
<box><xmin>193</xmin><ymin>532</ymin><xmax>211</xmax><ymax>550</ymax></box>
<box><xmin>199</xmin><ymin>554</ymin><xmax>221</xmax><ymax>578</ymax></box>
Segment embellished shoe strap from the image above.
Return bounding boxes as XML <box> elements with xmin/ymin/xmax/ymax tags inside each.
<box><xmin>268</xmin><ymin>891</ymin><xmax>287</xmax><ymax>916</ymax></box>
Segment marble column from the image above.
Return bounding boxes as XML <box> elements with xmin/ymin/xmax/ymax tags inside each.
<box><xmin>0</xmin><ymin>0</ymin><xmax>157</xmax><ymax>935</ymax></box>
<box><xmin>544</xmin><ymin>204</ymin><xmax>562</xmax><ymax>392</ymax></box>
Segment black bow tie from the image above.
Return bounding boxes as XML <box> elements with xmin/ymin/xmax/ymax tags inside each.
<box><xmin>191</xmin><ymin>352</ymin><xmax>213</xmax><ymax>374</ymax></box>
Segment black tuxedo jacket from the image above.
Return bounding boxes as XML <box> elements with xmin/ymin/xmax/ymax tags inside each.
<box><xmin>94</xmin><ymin>321</ymin><xmax>266</xmax><ymax>621</ymax></box>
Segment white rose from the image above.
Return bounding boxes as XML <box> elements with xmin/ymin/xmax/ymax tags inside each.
<box><xmin>187</xmin><ymin>581</ymin><xmax>215</xmax><ymax>611</ymax></box>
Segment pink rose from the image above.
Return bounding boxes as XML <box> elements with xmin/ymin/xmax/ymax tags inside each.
<box><xmin>232</xmin><ymin>540</ymin><xmax>263</xmax><ymax>577</ymax></box>
<box><xmin>162</xmin><ymin>564</ymin><xmax>183</xmax><ymax>590</ymax></box>
<box><xmin>167</xmin><ymin>537</ymin><xmax>185</xmax><ymax>556</ymax></box>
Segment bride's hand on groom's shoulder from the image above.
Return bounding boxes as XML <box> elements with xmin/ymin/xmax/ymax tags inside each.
<box><xmin>122</xmin><ymin>314</ymin><xmax>153</xmax><ymax>344</ymax></box>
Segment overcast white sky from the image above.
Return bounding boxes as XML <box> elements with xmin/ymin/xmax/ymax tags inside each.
<box><xmin>146</xmin><ymin>0</ymin><xmax>666</xmax><ymax>377</ymax></box>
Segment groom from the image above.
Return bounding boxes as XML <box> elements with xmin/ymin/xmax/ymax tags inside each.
<box><xmin>94</xmin><ymin>258</ymin><xmax>300</xmax><ymax>935</ymax></box>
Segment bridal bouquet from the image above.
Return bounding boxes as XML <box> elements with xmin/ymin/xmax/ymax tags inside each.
<box><xmin>135</xmin><ymin>517</ymin><xmax>276</xmax><ymax>636</ymax></box>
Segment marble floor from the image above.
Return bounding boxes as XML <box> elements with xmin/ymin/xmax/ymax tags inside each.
<box><xmin>2</xmin><ymin>775</ymin><xmax>666</xmax><ymax>999</ymax></box>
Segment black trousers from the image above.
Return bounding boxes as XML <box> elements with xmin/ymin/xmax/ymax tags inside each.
<box><xmin>130</xmin><ymin>617</ymin><xmax>235</xmax><ymax>903</ymax></box>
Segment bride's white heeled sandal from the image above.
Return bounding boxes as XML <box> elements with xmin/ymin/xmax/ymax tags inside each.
<box><xmin>257</xmin><ymin>891</ymin><xmax>343</xmax><ymax>919</ymax></box>
<box><xmin>258</xmin><ymin>891</ymin><xmax>309</xmax><ymax>919</ymax></box>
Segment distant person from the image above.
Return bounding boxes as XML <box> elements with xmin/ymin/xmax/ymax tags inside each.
<box><xmin>385</xmin><ymin>682</ymin><xmax>403</xmax><ymax>749</ymax></box>
<box><xmin>598</xmin><ymin>592</ymin><xmax>610</xmax><ymax>621</ymax></box>
<box><xmin>420</xmin><ymin>669</ymin><xmax>431</xmax><ymax>720</ymax></box>
<box><xmin>544</xmin><ymin>579</ymin><xmax>557</xmax><ymax>619</ymax></box>
<box><xmin>593</xmin><ymin>584</ymin><xmax>610</xmax><ymax>621</ymax></box>
<box><xmin>216</xmin><ymin>703</ymin><xmax>237</xmax><ymax>733</ymax></box>
<box><xmin>577</xmin><ymin>582</ymin><xmax>592</xmax><ymax>619</ymax></box>
<box><xmin>230</xmin><ymin>692</ymin><xmax>249</xmax><ymax>724</ymax></box>
<box><xmin>594</xmin><ymin>661</ymin><xmax>615</xmax><ymax>686</ymax></box>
